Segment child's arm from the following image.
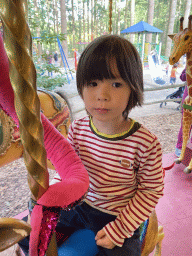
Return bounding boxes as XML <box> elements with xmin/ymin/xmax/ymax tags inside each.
<box><xmin>102</xmin><ymin>138</ymin><xmax>164</xmax><ymax>247</ymax></box>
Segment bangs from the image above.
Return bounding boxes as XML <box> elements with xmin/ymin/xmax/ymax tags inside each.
<box><xmin>81</xmin><ymin>50</ymin><xmax>117</xmax><ymax>84</ymax></box>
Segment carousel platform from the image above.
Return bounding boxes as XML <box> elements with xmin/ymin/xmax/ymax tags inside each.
<box><xmin>1</xmin><ymin>153</ymin><xmax>192</xmax><ymax>256</ymax></box>
<box><xmin>150</xmin><ymin>152</ymin><xmax>192</xmax><ymax>256</ymax></box>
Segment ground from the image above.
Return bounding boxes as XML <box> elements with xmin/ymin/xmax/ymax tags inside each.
<box><xmin>0</xmin><ymin>111</ymin><xmax>181</xmax><ymax>218</ymax></box>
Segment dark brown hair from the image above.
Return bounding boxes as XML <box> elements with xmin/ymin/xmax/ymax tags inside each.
<box><xmin>76</xmin><ymin>35</ymin><xmax>143</xmax><ymax>118</ymax></box>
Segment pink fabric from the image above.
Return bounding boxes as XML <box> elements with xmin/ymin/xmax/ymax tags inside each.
<box><xmin>0</xmin><ymin>35</ymin><xmax>89</xmax><ymax>255</ymax></box>
<box><xmin>180</xmin><ymin>68</ymin><xmax>186</xmax><ymax>82</ymax></box>
<box><xmin>30</xmin><ymin>205</ymin><xmax>44</xmax><ymax>255</ymax></box>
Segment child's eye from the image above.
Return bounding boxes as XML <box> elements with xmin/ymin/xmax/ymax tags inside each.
<box><xmin>88</xmin><ymin>82</ymin><xmax>97</xmax><ymax>87</ymax></box>
<box><xmin>112</xmin><ymin>82</ymin><xmax>122</xmax><ymax>88</ymax></box>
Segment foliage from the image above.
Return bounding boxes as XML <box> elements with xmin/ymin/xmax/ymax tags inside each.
<box><xmin>34</xmin><ymin>58</ymin><xmax>68</xmax><ymax>90</ymax></box>
<box><xmin>36</xmin><ymin>73</ymin><xmax>68</xmax><ymax>90</ymax></box>
<box><xmin>27</xmin><ymin>0</ymin><xmax>191</xmax><ymax>58</ymax></box>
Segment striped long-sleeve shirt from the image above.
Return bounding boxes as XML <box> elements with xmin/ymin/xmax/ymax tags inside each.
<box><xmin>67</xmin><ymin>116</ymin><xmax>164</xmax><ymax>247</ymax></box>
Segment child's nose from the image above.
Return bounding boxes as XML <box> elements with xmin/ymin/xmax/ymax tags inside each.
<box><xmin>97</xmin><ymin>87</ymin><xmax>110</xmax><ymax>101</ymax></box>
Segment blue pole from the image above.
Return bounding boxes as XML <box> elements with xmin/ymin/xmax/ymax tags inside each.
<box><xmin>57</xmin><ymin>37</ymin><xmax>74</xmax><ymax>80</ymax></box>
<box><xmin>57</xmin><ymin>37</ymin><xmax>70</xmax><ymax>84</ymax></box>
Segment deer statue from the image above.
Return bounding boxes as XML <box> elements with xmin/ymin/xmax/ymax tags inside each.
<box><xmin>169</xmin><ymin>15</ymin><xmax>192</xmax><ymax>174</ymax></box>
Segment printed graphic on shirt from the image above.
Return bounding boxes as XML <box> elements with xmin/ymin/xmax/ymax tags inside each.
<box><xmin>120</xmin><ymin>159</ymin><xmax>132</xmax><ymax>168</ymax></box>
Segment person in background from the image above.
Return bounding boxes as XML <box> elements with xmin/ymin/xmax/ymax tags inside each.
<box><xmin>46</xmin><ymin>50</ymin><xmax>53</xmax><ymax>76</ymax></box>
<box><xmin>54</xmin><ymin>50</ymin><xmax>59</xmax><ymax>67</ymax></box>
<box><xmin>170</xmin><ymin>63</ymin><xmax>178</xmax><ymax>84</ymax></box>
<box><xmin>165</xmin><ymin>63</ymin><xmax>169</xmax><ymax>76</ymax></box>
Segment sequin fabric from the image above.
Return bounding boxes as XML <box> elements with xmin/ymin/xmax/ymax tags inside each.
<box><xmin>38</xmin><ymin>206</ymin><xmax>61</xmax><ymax>256</ymax></box>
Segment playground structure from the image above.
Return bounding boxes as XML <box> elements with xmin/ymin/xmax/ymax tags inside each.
<box><xmin>121</xmin><ymin>21</ymin><xmax>167</xmax><ymax>85</ymax></box>
<box><xmin>33</xmin><ymin>36</ymin><xmax>74</xmax><ymax>85</ymax></box>
<box><xmin>0</xmin><ymin>0</ymin><xmax>165</xmax><ymax>255</ymax></box>
<box><xmin>121</xmin><ymin>21</ymin><xmax>163</xmax><ymax>64</ymax></box>
<box><xmin>169</xmin><ymin>15</ymin><xmax>192</xmax><ymax>174</ymax></box>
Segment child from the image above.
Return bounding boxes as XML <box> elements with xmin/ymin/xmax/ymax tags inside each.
<box><xmin>170</xmin><ymin>63</ymin><xmax>178</xmax><ymax>84</ymax></box>
<box><xmin>58</xmin><ymin>35</ymin><xmax>164</xmax><ymax>255</ymax></box>
<box><xmin>165</xmin><ymin>62</ymin><xmax>169</xmax><ymax>76</ymax></box>
<box><xmin>1</xmin><ymin>35</ymin><xmax>164</xmax><ymax>255</ymax></box>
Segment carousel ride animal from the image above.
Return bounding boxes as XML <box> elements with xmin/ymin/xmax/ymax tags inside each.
<box><xmin>169</xmin><ymin>15</ymin><xmax>192</xmax><ymax>174</ymax></box>
<box><xmin>0</xmin><ymin>88</ymin><xmax>72</xmax><ymax>169</ymax></box>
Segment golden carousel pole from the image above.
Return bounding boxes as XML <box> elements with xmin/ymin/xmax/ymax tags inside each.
<box><xmin>0</xmin><ymin>0</ymin><xmax>57</xmax><ymax>255</ymax></box>
<box><xmin>109</xmin><ymin>0</ymin><xmax>112</xmax><ymax>34</ymax></box>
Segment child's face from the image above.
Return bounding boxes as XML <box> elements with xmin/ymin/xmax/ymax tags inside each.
<box><xmin>82</xmin><ymin>77</ymin><xmax>131</xmax><ymax>124</ymax></box>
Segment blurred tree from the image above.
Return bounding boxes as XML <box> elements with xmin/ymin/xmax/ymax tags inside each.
<box><xmin>146</xmin><ymin>0</ymin><xmax>154</xmax><ymax>54</ymax></box>
<box><xmin>165</xmin><ymin>0</ymin><xmax>178</xmax><ymax>58</ymax></box>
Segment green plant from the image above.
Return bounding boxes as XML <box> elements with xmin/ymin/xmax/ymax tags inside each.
<box><xmin>34</xmin><ymin>58</ymin><xmax>69</xmax><ymax>90</ymax></box>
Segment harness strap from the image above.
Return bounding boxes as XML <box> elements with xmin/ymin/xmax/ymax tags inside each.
<box><xmin>183</xmin><ymin>104</ymin><xmax>192</xmax><ymax>111</ymax></box>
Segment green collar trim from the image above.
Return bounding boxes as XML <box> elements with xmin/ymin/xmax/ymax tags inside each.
<box><xmin>183</xmin><ymin>104</ymin><xmax>192</xmax><ymax>111</ymax></box>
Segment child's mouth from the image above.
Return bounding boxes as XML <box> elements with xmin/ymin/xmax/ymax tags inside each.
<box><xmin>95</xmin><ymin>108</ymin><xmax>109</xmax><ymax>114</ymax></box>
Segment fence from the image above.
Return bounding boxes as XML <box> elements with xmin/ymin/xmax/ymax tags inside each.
<box><xmin>144</xmin><ymin>83</ymin><xmax>185</xmax><ymax>108</ymax></box>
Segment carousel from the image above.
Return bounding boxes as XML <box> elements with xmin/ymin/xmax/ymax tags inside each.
<box><xmin>2</xmin><ymin>1</ymin><xmax>192</xmax><ymax>256</ymax></box>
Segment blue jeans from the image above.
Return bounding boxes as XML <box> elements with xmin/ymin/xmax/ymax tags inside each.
<box><xmin>19</xmin><ymin>202</ymin><xmax>141</xmax><ymax>255</ymax></box>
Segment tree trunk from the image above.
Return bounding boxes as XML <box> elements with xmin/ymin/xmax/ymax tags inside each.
<box><xmin>94</xmin><ymin>0</ymin><xmax>97</xmax><ymax>37</ymax></box>
<box><xmin>83</xmin><ymin>0</ymin><xmax>85</xmax><ymax>42</ymax></box>
<box><xmin>165</xmin><ymin>0</ymin><xmax>178</xmax><ymax>58</ymax></box>
<box><xmin>33</xmin><ymin>0</ymin><xmax>42</xmax><ymax>56</ymax></box>
<box><xmin>117</xmin><ymin>0</ymin><xmax>121</xmax><ymax>35</ymax></box>
<box><xmin>161</xmin><ymin>2</ymin><xmax>170</xmax><ymax>56</ymax></box>
<box><xmin>124</xmin><ymin>0</ymin><xmax>129</xmax><ymax>30</ymax></box>
<box><xmin>78</xmin><ymin>0</ymin><xmax>82</xmax><ymax>46</ymax></box>
<box><xmin>60</xmin><ymin>0</ymin><xmax>68</xmax><ymax>59</ymax></box>
<box><xmin>87</xmin><ymin>0</ymin><xmax>90</xmax><ymax>42</ymax></box>
<box><xmin>129</xmin><ymin>0</ymin><xmax>135</xmax><ymax>43</ymax></box>
<box><xmin>146</xmin><ymin>0</ymin><xmax>155</xmax><ymax>55</ymax></box>
<box><xmin>91</xmin><ymin>0</ymin><xmax>94</xmax><ymax>39</ymax></box>
<box><xmin>72</xmin><ymin>0</ymin><xmax>75</xmax><ymax>49</ymax></box>
<box><xmin>113</xmin><ymin>1</ymin><xmax>117</xmax><ymax>34</ymax></box>
<box><xmin>55</xmin><ymin>0</ymin><xmax>59</xmax><ymax>35</ymax></box>
<box><xmin>53</xmin><ymin>0</ymin><xmax>57</xmax><ymax>50</ymax></box>
<box><xmin>183</xmin><ymin>0</ymin><xmax>192</xmax><ymax>28</ymax></box>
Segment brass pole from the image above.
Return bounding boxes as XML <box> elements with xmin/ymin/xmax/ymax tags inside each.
<box><xmin>0</xmin><ymin>0</ymin><xmax>57</xmax><ymax>255</ymax></box>
<box><xmin>0</xmin><ymin>0</ymin><xmax>48</xmax><ymax>200</ymax></box>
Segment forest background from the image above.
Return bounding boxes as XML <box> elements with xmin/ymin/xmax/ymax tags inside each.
<box><xmin>27</xmin><ymin>0</ymin><xmax>191</xmax><ymax>60</ymax></box>
<box><xmin>0</xmin><ymin>0</ymin><xmax>190</xmax><ymax>89</ymax></box>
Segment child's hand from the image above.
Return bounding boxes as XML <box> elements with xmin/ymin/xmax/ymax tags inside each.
<box><xmin>95</xmin><ymin>229</ymin><xmax>115</xmax><ymax>249</ymax></box>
